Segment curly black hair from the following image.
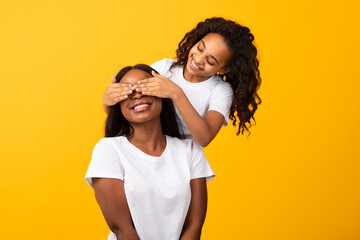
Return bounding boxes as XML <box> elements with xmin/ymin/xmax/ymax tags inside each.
<box><xmin>105</xmin><ymin>64</ymin><xmax>183</xmax><ymax>139</ymax></box>
<box><xmin>171</xmin><ymin>17</ymin><xmax>262</xmax><ymax>135</ymax></box>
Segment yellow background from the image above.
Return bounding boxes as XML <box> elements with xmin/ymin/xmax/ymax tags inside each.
<box><xmin>1</xmin><ymin>0</ymin><xmax>359</xmax><ymax>239</ymax></box>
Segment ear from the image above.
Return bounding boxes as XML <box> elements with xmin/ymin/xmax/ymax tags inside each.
<box><xmin>219</xmin><ymin>66</ymin><xmax>231</xmax><ymax>75</ymax></box>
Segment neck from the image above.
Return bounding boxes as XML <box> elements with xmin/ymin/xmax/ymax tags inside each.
<box><xmin>183</xmin><ymin>65</ymin><xmax>209</xmax><ymax>83</ymax></box>
<box><xmin>127</xmin><ymin>118</ymin><xmax>166</xmax><ymax>156</ymax></box>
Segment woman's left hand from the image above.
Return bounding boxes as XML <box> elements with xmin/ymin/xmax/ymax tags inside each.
<box><xmin>135</xmin><ymin>71</ymin><xmax>180</xmax><ymax>99</ymax></box>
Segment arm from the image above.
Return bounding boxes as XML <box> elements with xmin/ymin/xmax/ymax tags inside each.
<box><xmin>92</xmin><ymin>178</ymin><xmax>140</xmax><ymax>240</ymax></box>
<box><xmin>180</xmin><ymin>178</ymin><xmax>208</xmax><ymax>240</ymax></box>
<box><xmin>137</xmin><ymin>72</ymin><xmax>224</xmax><ymax>147</ymax></box>
<box><xmin>172</xmin><ymin>89</ymin><xmax>224</xmax><ymax>147</ymax></box>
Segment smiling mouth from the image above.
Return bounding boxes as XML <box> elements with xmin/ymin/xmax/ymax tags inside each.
<box><xmin>190</xmin><ymin>59</ymin><xmax>202</xmax><ymax>71</ymax></box>
<box><xmin>132</xmin><ymin>103</ymin><xmax>151</xmax><ymax>112</ymax></box>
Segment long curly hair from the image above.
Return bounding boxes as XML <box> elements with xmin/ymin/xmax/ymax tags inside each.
<box><xmin>105</xmin><ymin>64</ymin><xmax>183</xmax><ymax>139</ymax></box>
<box><xmin>171</xmin><ymin>17</ymin><xmax>262</xmax><ymax>135</ymax></box>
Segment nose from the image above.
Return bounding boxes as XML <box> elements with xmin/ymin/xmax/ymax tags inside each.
<box><xmin>130</xmin><ymin>90</ymin><xmax>143</xmax><ymax>100</ymax></box>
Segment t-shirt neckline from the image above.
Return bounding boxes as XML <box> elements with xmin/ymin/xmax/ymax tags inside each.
<box><xmin>122</xmin><ymin>135</ymin><xmax>170</xmax><ymax>160</ymax></box>
<box><xmin>176</xmin><ymin>65</ymin><xmax>218</xmax><ymax>86</ymax></box>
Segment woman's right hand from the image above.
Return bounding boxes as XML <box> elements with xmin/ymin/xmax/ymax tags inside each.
<box><xmin>103</xmin><ymin>76</ymin><xmax>134</xmax><ymax>107</ymax></box>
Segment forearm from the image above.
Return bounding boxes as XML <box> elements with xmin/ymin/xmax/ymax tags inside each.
<box><xmin>113</xmin><ymin>227</ymin><xmax>140</xmax><ymax>240</ymax></box>
<box><xmin>172</xmin><ymin>90</ymin><xmax>214</xmax><ymax>147</ymax></box>
<box><xmin>179</xmin><ymin>225</ymin><xmax>202</xmax><ymax>240</ymax></box>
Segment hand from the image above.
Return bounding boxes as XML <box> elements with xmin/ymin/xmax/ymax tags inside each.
<box><xmin>103</xmin><ymin>76</ymin><xmax>134</xmax><ymax>106</ymax></box>
<box><xmin>135</xmin><ymin>71</ymin><xmax>180</xmax><ymax>99</ymax></box>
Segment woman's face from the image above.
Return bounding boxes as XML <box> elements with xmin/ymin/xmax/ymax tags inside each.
<box><xmin>119</xmin><ymin>69</ymin><xmax>162</xmax><ymax>124</ymax></box>
<box><xmin>185</xmin><ymin>33</ymin><xmax>232</xmax><ymax>81</ymax></box>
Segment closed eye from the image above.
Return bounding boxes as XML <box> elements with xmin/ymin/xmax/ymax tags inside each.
<box><xmin>207</xmin><ymin>61</ymin><xmax>215</xmax><ymax>66</ymax></box>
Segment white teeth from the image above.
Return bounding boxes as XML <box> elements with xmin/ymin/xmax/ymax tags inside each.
<box><xmin>134</xmin><ymin>104</ymin><xmax>149</xmax><ymax>110</ymax></box>
<box><xmin>191</xmin><ymin>60</ymin><xmax>199</xmax><ymax>70</ymax></box>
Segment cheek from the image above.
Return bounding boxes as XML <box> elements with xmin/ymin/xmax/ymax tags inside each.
<box><xmin>204</xmin><ymin>65</ymin><xmax>219</xmax><ymax>75</ymax></box>
<box><xmin>119</xmin><ymin>103</ymin><xmax>129</xmax><ymax>119</ymax></box>
<box><xmin>188</xmin><ymin>46</ymin><xmax>197</xmax><ymax>56</ymax></box>
<box><xmin>154</xmin><ymin>100</ymin><xmax>162</xmax><ymax>115</ymax></box>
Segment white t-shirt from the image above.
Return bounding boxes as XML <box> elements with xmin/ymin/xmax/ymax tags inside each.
<box><xmin>151</xmin><ymin>59</ymin><xmax>234</xmax><ymax>138</ymax></box>
<box><xmin>85</xmin><ymin>135</ymin><xmax>214</xmax><ymax>240</ymax></box>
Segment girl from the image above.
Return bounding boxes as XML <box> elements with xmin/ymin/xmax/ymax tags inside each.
<box><xmin>86</xmin><ymin>64</ymin><xmax>214</xmax><ymax>240</ymax></box>
<box><xmin>103</xmin><ymin>17</ymin><xmax>262</xmax><ymax>147</ymax></box>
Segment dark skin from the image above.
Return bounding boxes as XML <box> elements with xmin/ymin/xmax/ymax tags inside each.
<box><xmin>92</xmin><ymin>69</ymin><xmax>208</xmax><ymax>239</ymax></box>
<box><xmin>93</xmin><ymin>178</ymin><xmax>140</xmax><ymax>240</ymax></box>
<box><xmin>180</xmin><ymin>178</ymin><xmax>208</xmax><ymax>240</ymax></box>
<box><xmin>102</xmin><ymin>33</ymin><xmax>232</xmax><ymax>147</ymax></box>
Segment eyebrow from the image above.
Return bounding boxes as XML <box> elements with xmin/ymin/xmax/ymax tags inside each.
<box><xmin>201</xmin><ymin>40</ymin><xmax>219</xmax><ymax>64</ymax></box>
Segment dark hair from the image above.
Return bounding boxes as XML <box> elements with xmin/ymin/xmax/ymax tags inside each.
<box><xmin>171</xmin><ymin>17</ymin><xmax>262</xmax><ymax>135</ymax></box>
<box><xmin>105</xmin><ymin>64</ymin><xmax>183</xmax><ymax>139</ymax></box>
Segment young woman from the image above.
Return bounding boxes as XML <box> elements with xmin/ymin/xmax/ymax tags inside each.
<box><xmin>85</xmin><ymin>64</ymin><xmax>214</xmax><ymax>240</ymax></box>
<box><xmin>103</xmin><ymin>17</ymin><xmax>262</xmax><ymax>147</ymax></box>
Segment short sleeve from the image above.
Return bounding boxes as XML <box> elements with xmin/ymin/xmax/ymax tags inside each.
<box><xmin>189</xmin><ymin>141</ymin><xmax>215</xmax><ymax>183</ymax></box>
<box><xmin>151</xmin><ymin>59</ymin><xmax>173</xmax><ymax>76</ymax></box>
<box><xmin>85</xmin><ymin>138</ymin><xmax>124</xmax><ymax>188</ymax></box>
<box><xmin>208</xmin><ymin>82</ymin><xmax>234</xmax><ymax>126</ymax></box>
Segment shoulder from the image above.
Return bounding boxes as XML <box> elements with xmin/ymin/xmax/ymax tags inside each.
<box><xmin>155</xmin><ymin>58</ymin><xmax>175</xmax><ymax>64</ymax></box>
<box><xmin>212</xmin><ymin>76</ymin><xmax>232</xmax><ymax>89</ymax></box>
<box><xmin>90</xmin><ymin>136</ymin><xmax>127</xmax><ymax>167</ymax></box>
<box><xmin>210</xmin><ymin>77</ymin><xmax>233</xmax><ymax>96</ymax></box>
<box><xmin>199</xmin><ymin>75</ymin><xmax>231</xmax><ymax>92</ymax></box>
<box><xmin>92</xmin><ymin>136</ymin><xmax>124</xmax><ymax>154</ymax></box>
<box><xmin>94</xmin><ymin>137</ymin><xmax>119</xmax><ymax>148</ymax></box>
<box><xmin>151</xmin><ymin>58</ymin><xmax>176</xmax><ymax>71</ymax></box>
<box><xmin>86</xmin><ymin>137</ymin><xmax>126</xmax><ymax>187</ymax></box>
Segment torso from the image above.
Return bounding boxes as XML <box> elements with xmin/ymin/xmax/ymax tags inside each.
<box><xmin>151</xmin><ymin>59</ymin><xmax>234</xmax><ymax>139</ymax></box>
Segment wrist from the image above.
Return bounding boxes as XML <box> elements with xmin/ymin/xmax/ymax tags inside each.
<box><xmin>172</xmin><ymin>86</ymin><xmax>184</xmax><ymax>102</ymax></box>
<box><xmin>103</xmin><ymin>103</ymin><xmax>110</xmax><ymax>115</ymax></box>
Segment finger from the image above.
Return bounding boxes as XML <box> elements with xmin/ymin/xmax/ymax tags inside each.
<box><xmin>109</xmin><ymin>86</ymin><xmax>133</xmax><ymax>93</ymax></box>
<box><xmin>141</xmin><ymin>91</ymin><xmax>162</xmax><ymax>97</ymax></box>
<box><xmin>137</xmin><ymin>77</ymin><xmax>156</xmax><ymax>84</ymax></box>
<box><xmin>136</xmin><ymin>86</ymin><xmax>157</xmax><ymax>93</ymax></box>
<box><xmin>138</xmin><ymin>82</ymin><xmax>157</xmax><ymax>88</ymax></box>
<box><xmin>109</xmin><ymin>88</ymin><xmax>132</xmax><ymax>95</ymax></box>
<box><xmin>141</xmin><ymin>91</ymin><xmax>155</xmax><ymax>96</ymax></box>
<box><xmin>111</xmin><ymin>76</ymin><xmax>116</xmax><ymax>83</ymax></box>
<box><xmin>111</xmin><ymin>90</ymin><xmax>133</xmax><ymax>97</ymax></box>
<box><xmin>111</xmin><ymin>83</ymin><xmax>132</xmax><ymax>88</ymax></box>
<box><xmin>114</xmin><ymin>95</ymin><xmax>128</xmax><ymax>103</ymax></box>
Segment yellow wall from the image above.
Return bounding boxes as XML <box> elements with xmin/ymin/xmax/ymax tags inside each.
<box><xmin>1</xmin><ymin>0</ymin><xmax>359</xmax><ymax>239</ymax></box>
